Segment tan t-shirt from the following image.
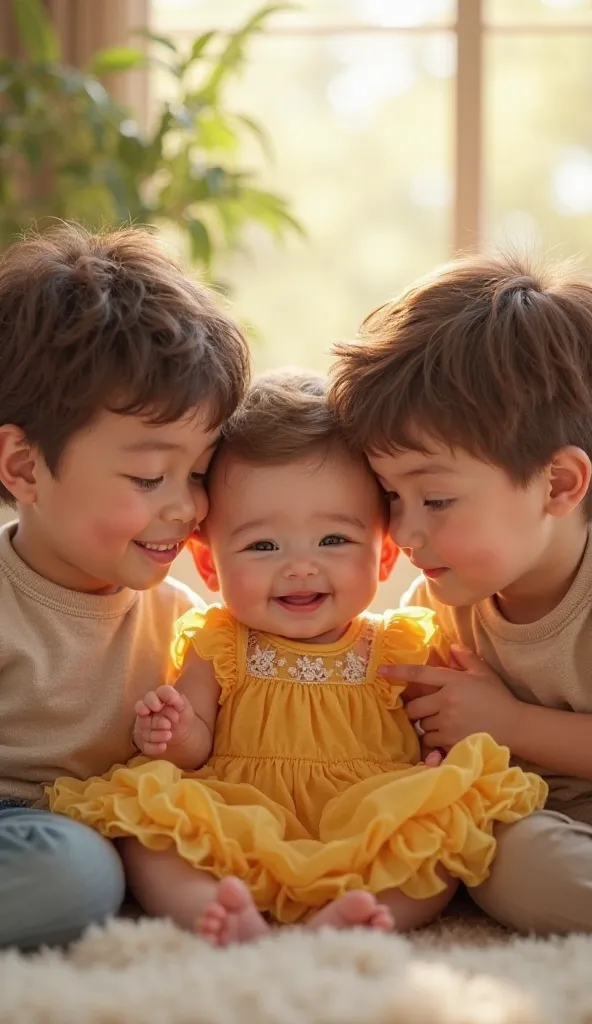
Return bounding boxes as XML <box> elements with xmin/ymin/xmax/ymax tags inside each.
<box><xmin>402</xmin><ymin>530</ymin><xmax>592</xmax><ymax>824</ymax></box>
<box><xmin>0</xmin><ymin>522</ymin><xmax>202</xmax><ymax>805</ymax></box>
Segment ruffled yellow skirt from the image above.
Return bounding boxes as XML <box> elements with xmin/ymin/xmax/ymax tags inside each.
<box><xmin>49</xmin><ymin>733</ymin><xmax>547</xmax><ymax>924</ymax></box>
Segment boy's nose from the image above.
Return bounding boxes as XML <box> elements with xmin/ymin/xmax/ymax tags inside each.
<box><xmin>390</xmin><ymin>516</ymin><xmax>424</xmax><ymax>552</ymax></box>
<box><xmin>162</xmin><ymin>488</ymin><xmax>204</xmax><ymax>526</ymax></box>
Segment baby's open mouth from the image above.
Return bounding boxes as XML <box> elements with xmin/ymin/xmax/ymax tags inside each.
<box><xmin>275</xmin><ymin>592</ymin><xmax>328</xmax><ymax>612</ymax></box>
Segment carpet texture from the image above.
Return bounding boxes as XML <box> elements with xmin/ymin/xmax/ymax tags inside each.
<box><xmin>1</xmin><ymin>909</ymin><xmax>591</xmax><ymax>1024</ymax></box>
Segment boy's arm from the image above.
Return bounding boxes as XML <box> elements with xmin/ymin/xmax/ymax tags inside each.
<box><xmin>506</xmin><ymin>702</ymin><xmax>592</xmax><ymax>779</ymax></box>
<box><xmin>399</xmin><ymin>574</ymin><xmax>592</xmax><ymax>778</ymax></box>
<box><xmin>389</xmin><ymin>648</ymin><xmax>592</xmax><ymax>781</ymax></box>
<box><xmin>134</xmin><ymin>648</ymin><xmax>220</xmax><ymax>770</ymax></box>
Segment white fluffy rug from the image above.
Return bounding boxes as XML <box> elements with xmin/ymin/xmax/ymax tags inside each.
<box><xmin>1</xmin><ymin>908</ymin><xmax>591</xmax><ymax>1024</ymax></box>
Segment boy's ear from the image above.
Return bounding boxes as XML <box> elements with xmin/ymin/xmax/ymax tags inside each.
<box><xmin>379</xmin><ymin>533</ymin><xmax>399</xmax><ymax>581</ymax></box>
<box><xmin>0</xmin><ymin>426</ymin><xmax>38</xmax><ymax>504</ymax></box>
<box><xmin>186</xmin><ymin>533</ymin><xmax>220</xmax><ymax>592</ymax></box>
<box><xmin>546</xmin><ymin>447</ymin><xmax>591</xmax><ymax>518</ymax></box>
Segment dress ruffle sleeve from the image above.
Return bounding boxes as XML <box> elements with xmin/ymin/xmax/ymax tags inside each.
<box><xmin>374</xmin><ymin>607</ymin><xmax>438</xmax><ymax>709</ymax></box>
<box><xmin>172</xmin><ymin>604</ymin><xmax>239</xmax><ymax>704</ymax></box>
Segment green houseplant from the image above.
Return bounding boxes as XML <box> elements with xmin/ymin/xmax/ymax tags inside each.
<box><xmin>0</xmin><ymin>0</ymin><xmax>301</xmax><ymax>271</ymax></box>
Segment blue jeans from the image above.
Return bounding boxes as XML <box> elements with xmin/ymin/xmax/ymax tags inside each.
<box><xmin>0</xmin><ymin>806</ymin><xmax>125</xmax><ymax>950</ymax></box>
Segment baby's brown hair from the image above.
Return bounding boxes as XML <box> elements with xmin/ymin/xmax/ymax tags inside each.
<box><xmin>214</xmin><ymin>368</ymin><xmax>352</xmax><ymax>466</ymax></box>
<box><xmin>209</xmin><ymin>369</ymin><xmax>389</xmax><ymax>524</ymax></box>
<box><xmin>330</xmin><ymin>254</ymin><xmax>592</xmax><ymax>515</ymax></box>
<box><xmin>0</xmin><ymin>223</ymin><xmax>250</xmax><ymax>506</ymax></box>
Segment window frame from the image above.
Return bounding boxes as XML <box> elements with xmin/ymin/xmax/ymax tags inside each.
<box><xmin>151</xmin><ymin>0</ymin><xmax>592</xmax><ymax>253</ymax></box>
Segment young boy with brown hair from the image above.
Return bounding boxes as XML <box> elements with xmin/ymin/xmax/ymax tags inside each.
<box><xmin>330</xmin><ymin>255</ymin><xmax>592</xmax><ymax>934</ymax></box>
<box><xmin>0</xmin><ymin>224</ymin><xmax>250</xmax><ymax>949</ymax></box>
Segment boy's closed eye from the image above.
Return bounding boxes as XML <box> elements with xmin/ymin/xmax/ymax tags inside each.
<box><xmin>128</xmin><ymin>475</ymin><xmax>164</xmax><ymax>491</ymax></box>
<box><xmin>127</xmin><ymin>471</ymin><xmax>206</xmax><ymax>492</ymax></box>
<box><xmin>386</xmin><ymin>491</ymin><xmax>454</xmax><ymax>512</ymax></box>
<box><xmin>424</xmin><ymin>498</ymin><xmax>455</xmax><ymax>511</ymax></box>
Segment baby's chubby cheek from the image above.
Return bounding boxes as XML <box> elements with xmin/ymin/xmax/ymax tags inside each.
<box><xmin>220</xmin><ymin>569</ymin><xmax>264</xmax><ymax>609</ymax></box>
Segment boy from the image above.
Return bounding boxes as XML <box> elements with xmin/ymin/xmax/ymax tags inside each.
<box><xmin>0</xmin><ymin>224</ymin><xmax>249</xmax><ymax>949</ymax></box>
<box><xmin>329</xmin><ymin>255</ymin><xmax>592</xmax><ymax>935</ymax></box>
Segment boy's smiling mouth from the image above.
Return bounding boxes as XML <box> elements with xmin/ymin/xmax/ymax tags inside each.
<box><xmin>134</xmin><ymin>539</ymin><xmax>187</xmax><ymax>565</ymax></box>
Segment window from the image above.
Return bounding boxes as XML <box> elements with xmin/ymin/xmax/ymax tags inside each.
<box><xmin>486</xmin><ymin>1</ymin><xmax>592</xmax><ymax>256</ymax></box>
<box><xmin>151</xmin><ymin>0</ymin><xmax>592</xmax><ymax>370</ymax></box>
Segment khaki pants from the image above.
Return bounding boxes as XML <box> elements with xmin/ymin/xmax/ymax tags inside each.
<box><xmin>472</xmin><ymin>809</ymin><xmax>592</xmax><ymax>935</ymax></box>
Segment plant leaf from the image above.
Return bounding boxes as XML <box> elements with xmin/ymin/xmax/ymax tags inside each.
<box><xmin>0</xmin><ymin>5</ymin><xmax>302</xmax><ymax>279</ymax></box>
<box><xmin>233</xmin><ymin>113</ymin><xmax>273</xmax><ymax>160</ymax></box>
<box><xmin>188</xmin><ymin>31</ymin><xmax>217</xmax><ymax>65</ymax></box>
<box><xmin>117</xmin><ymin>132</ymin><xmax>149</xmax><ymax>173</ymax></box>
<box><xmin>198</xmin><ymin>112</ymin><xmax>238</xmax><ymax>152</ymax></box>
<box><xmin>11</xmin><ymin>0</ymin><xmax>60</xmax><ymax>61</ymax></box>
<box><xmin>186</xmin><ymin>217</ymin><xmax>212</xmax><ymax>266</ymax></box>
<box><xmin>202</xmin><ymin>4</ymin><xmax>291</xmax><ymax>100</ymax></box>
<box><xmin>205</xmin><ymin>165</ymin><xmax>233</xmax><ymax>197</ymax></box>
<box><xmin>21</xmin><ymin>132</ymin><xmax>44</xmax><ymax>170</ymax></box>
<box><xmin>89</xmin><ymin>47</ymin><xmax>146</xmax><ymax>76</ymax></box>
<box><xmin>134</xmin><ymin>28</ymin><xmax>178</xmax><ymax>53</ymax></box>
<box><xmin>238</xmin><ymin>186</ymin><xmax>304</xmax><ymax>237</ymax></box>
<box><xmin>176</xmin><ymin>31</ymin><xmax>217</xmax><ymax>81</ymax></box>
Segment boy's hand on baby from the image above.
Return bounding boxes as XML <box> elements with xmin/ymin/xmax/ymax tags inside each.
<box><xmin>134</xmin><ymin>686</ymin><xmax>196</xmax><ymax>756</ymax></box>
<box><xmin>381</xmin><ymin>645</ymin><xmax>519</xmax><ymax>751</ymax></box>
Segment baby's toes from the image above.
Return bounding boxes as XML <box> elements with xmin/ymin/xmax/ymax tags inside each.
<box><xmin>199</xmin><ymin>916</ymin><xmax>221</xmax><ymax>937</ymax></box>
<box><xmin>371</xmin><ymin>905</ymin><xmax>394</xmax><ymax>932</ymax></box>
<box><xmin>196</xmin><ymin>903</ymin><xmax>227</xmax><ymax>945</ymax></box>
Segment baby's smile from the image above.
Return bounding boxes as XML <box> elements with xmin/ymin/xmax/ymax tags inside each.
<box><xmin>273</xmin><ymin>591</ymin><xmax>329</xmax><ymax>613</ymax></box>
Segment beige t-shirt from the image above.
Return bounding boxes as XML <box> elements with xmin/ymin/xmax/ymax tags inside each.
<box><xmin>402</xmin><ymin>530</ymin><xmax>592</xmax><ymax>824</ymax></box>
<box><xmin>0</xmin><ymin>522</ymin><xmax>202</xmax><ymax>805</ymax></box>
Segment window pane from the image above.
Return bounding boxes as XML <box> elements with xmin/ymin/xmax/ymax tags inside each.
<box><xmin>152</xmin><ymin>0</ymin><xmax>455</xmax><ymax>31</ymax></box>
<box><xmin>152</xmin><ymin>6</ymin><xmax>454</xmax><ymax>369</ymax></box>
<box><xmin>487</xmin><ymin>0</ymin><xmax>592</xmax><ymax>26</ymax></box>
<box><xmin>486</xmin><ymin>34</ymin><xmax>592</xmax><ymax>255</ymax></box>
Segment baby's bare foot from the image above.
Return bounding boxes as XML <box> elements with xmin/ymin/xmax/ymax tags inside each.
<box><xmin>307</xmin><ymin>891</ymin><xmax>394</xmax><ymax>933</ymax></box>
<box><xmin>196</xmin><ymin>877</ymin><xmax>270</xmax><ymax>948</ymax></box>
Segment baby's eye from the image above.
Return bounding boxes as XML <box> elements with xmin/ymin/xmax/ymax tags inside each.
<box><xmin>190</xmin><ymin>472</ymin><xmax>206</xmax><ymax>486</ymax></box>
<box><xmin>319</xmin><ymin>535</ymin><xmax>348</xmax><ymax>546</ymax></box>
<box><xmin>425</xmin><ymin>499</ymin><xmax>454</xmax><ymax>511</ymax></box>
<box><xmin>128</xmin><ymin>476</ymin><xmax>164</xmax><ymax>491</ymax></box>
<box><xmin>247</xmin><ymin>540</ymin><xmax>278</xmax><ymax>552</ymax></box>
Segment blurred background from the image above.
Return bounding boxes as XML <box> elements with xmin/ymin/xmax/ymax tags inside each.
<box><xmin>1</xmin><ymin>0</ymin><xmax>592</xmax><ymax>605</ymax></box>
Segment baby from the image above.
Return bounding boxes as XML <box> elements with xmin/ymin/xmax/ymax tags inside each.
<box><xmin>50</xmin><ymin>372</ymin><xmax>546</xmax><ymax>945</ymax></box>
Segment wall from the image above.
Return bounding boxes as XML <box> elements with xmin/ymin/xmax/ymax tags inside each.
<box><xmin>0</xmin><ymin>509</ymin><xmax>417</xmax><ymax>608</ymax></box>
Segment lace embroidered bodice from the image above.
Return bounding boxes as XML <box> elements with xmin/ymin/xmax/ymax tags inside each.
<box><xmin>245</xmin><ymin>619</ymin><xmax>376</xmax><ymax>685</ymax></box>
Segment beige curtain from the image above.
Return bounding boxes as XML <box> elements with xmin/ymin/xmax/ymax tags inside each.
<box><xmin>0</xmin><ymin>0</ymin><xmax>150</xmax><ymax>120</ymax></box>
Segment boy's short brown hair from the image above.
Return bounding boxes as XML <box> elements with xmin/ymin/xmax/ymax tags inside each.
<box><xmin>330</xmin><ymin>254</ymin><xmax>592</xmax><ymax>514</ymax></box>
<box><xmin>0</xmin><ymin>224</ymin><xmax>250</xmax><ymax>506</ymax></box>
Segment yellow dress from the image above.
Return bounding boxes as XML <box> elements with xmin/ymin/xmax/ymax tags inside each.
<box><xmin>49</xmin><ymin>606</ymin><xmax>547</xmax><ymax>924</ymax></box>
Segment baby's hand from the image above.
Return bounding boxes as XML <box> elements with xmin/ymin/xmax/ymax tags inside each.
<box><xmin>133</xmin><ymin>685</ymin><xmax>196</xmax><ymax>757</ymax></box>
